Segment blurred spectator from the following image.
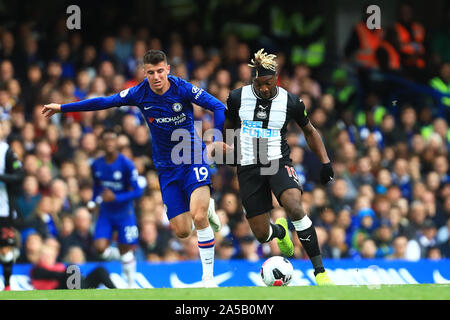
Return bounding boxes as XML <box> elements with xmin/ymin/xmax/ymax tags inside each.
<box><xmin>16</xmin><ymin>175</ymin><xmax>42</xmax><ymax>221</ymax></box>
<box><xmin>403</xmin><ymin>201</ymin><xmax>427</xmax><ymax>239</ymax></box>
<box><xmin>345</xmin><ymin>5</ymin><xmax>383</xmax><ymax>70</ymax></box>
<box><xmin>321</xmin><ymin>225</ymin><xmax>350</xmax><ymax>259</ymax></box>
<box><xmin>351</xmin><ymin>208</ymin><xmax>376</xmax><ymax>255</ymax></box>
<box><xmin>30</xmin><ymin>244</ymin><xmax>115</xmax><ymax>289</ymax></box>
<box><xmin>63</xmin><ymin>246</ymin><xmax>86</xmax><ymax>264</ymax></box>
<box><xmin>387</xmin><ymin>235</ymin><xmax>408</xmax><ymax>259</ymax></box>
<box><xmin>60</xmin><ymin>207</ymin><xmax>99</xmax><ymax>261</ymax></box>
<box><xmin>326</xmin><ymin>69</ymin><xmax>356</xmax><ymax>118</ymax></box>
<box><xmin>358</xmin><ymin>238</ymin><xmax>378</xmax><ymax>259</ymax></box>
<box><xmin>389</xmin><ymin>2</ymin><xmax>426</xmax><ymax>81</ymax></box>
<box><xmin>135</xmin><ymin>217</ymin><xmax>171</xmax><ymax>262</ymax></box>
<box><xmin>373</xmin><ymin>221</ymin><xmax>394</xmax><ymax>258</ymax></box>
<box><xmin>405</xmin><ymin>219</ymin><xmax>438</xmax><ymax>260</ymax></box>
<box><xmin>29</xmin><ymin>195</ymin><xmax>60</xmax><ymax>239</ymax></box>
<box><xmin>234</xmin><ymin>235</ymin><xmax>259</xmax><ymax>262</ymax></box>
<box><xmin>328</xmin><ymin>178</ymin><xmax>354</xmax><ymax>213</ymax></box>
<box><xmin>17</xmin><ymin>232</ymin><xmax>43</xmax><ymax>264</ymax></box>
<box><xmin>429</xmin><ymin>62</ymin><xmax>450</xmax><ymax>108</ymax></box>
<box><xmin>216</xmin><ymin>237</ymin><xmax>236</xmax><ymax>260</ymax></box>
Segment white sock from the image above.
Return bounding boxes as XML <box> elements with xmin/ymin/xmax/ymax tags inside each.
<box><xmin>101</xmin><ymin>246</ymin><xmax>121</xmax><ymax>261</ymax></box>
<box><xmin>121</xmin><ymin>251</ymin><xmax>136</xmax><ymax>287</ymax></box>
<box><xmin>197</xmin><ymin>226</ymin><xmax>215</xmax><ymax>279</ymax></box>
<box><xmin>292</xmin><ymin>215</ymin><xmax>312</xmax><ymax>231</ymax></box>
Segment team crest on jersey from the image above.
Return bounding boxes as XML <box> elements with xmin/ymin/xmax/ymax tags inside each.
<box><xmin>113</xmin><ymin>171</ymin><xmax>122</xmax><ymax>180</ymax></box>
<box><xmin>172</xmin><ymin>103</ymin><xmax>183</xmax><ymax>112</ymax></box>
<box><xmin>256</xmin><ymin>110</ymin><xmax>267</xmax><ymax>119</ymax></box>
<box><xmin>256</xmin><ymin>105</ymin><xmax>268</xmax><ymax>119</ymax></box>
<box><xmin>120</xmin><ymin>88</ymin><xmax>129</xmax><ymax>98</ymax></box>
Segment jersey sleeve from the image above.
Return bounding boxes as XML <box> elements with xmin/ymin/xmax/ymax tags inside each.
<box><xmin>178</xmin><ymin>77</ymin><xmax>226</xmax><ymax>132</ymax></box>
<box><xmin>61</xmin><ymin>85</ymin><xmax>139</xmax><ymax>112</ymax></box>
<box><xmin>90</xmin><ymin>162</ymin><xmax>103</xmax><ymax>203</ymax></box>
<box><xmin>225</xmin><ymin>88</ymin><xmax>241</xmax><ymax>128</ymax></box>
<box><xmin>114</xmin><ymin>159</ymin><xmax>144</xmax><ymax>203</ymax></box>
<box><xmin>287</xmin><ymin>93</ymin><xmax>310</xmax><ymax>128</ymax></box>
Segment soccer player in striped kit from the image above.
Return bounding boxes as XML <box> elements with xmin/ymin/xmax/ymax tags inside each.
<box><xmin>224</xmin><ymin>49</ymin><xmax>334</xmax><ymax>285</ymax></box>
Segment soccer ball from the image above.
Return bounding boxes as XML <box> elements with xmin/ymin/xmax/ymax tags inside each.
<box><xmin>260</xmin><ymin>256</ymin><xmax>294</xmax><ymax>286</ymax></box>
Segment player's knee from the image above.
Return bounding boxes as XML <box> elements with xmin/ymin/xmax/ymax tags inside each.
<box><xmin>175</xmin><ymin>229</ymin><xmax>191</xmax><ymax>239</ymax></box>
<box><xmin>191</xmin><ymin>205</ymin><xmax>208</xmax><ymax>223</ymax></box>
<box><xmin>284</xmin><ymin>202</ymin><xmax>305</xmax><ymax>220</ymax></box>
<box><xmin>192</xmin><ymin>213</ymin><xmax>208</xmax><ymax>229</ymax></box>
<box><xmin>281</xmin><ymin>192</ymin><xmax>305</xmax><ymax>220</ymax></box>
<box><xmin>191</xmin><ymin>203</ymin><xmax>209</xmax><ymax>218</ymax></box>
<box><xmin>94</xmin><ymin>242</ymin><xmax>108</xmax><ymax>254</ymax></box>
<box><xmin>173</xmin><ymin>225</ymin><xmax>192</xmax><ymax>239</ymax></box>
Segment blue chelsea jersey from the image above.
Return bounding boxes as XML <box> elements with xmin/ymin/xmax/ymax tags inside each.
<box><xmin>62</xmin><ymin>75</ymin><xmax>226</xmax><ymax>169</ymax></box>
<box><xmin>91</xmin><ymin>153</ymin><xmax>143</xmax><ymax>215</ymax></box>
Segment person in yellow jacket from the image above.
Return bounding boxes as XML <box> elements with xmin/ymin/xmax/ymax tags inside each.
<box><xmin>430</xmin><ymin>62</ymin><xmax>450</xmax><ymax>107</ymax></box>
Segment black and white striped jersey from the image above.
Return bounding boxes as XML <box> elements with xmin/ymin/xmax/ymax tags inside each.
<box><xmin>0</xmin><ymin>141</ymin><xmax>25</xmax><ymax>227</ymax></box>
<box><xmin>225</xmin><ymin>85</ymin><xmax>309</xmax><ymax>167</ymax></box>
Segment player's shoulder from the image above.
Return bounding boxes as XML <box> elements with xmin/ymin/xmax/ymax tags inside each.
<box><xmin>228</xmin><ymin>86</ymin><xmax>244</xmax><ymax>101</ymax></box>
<box><xmin>168</xmin><ymin>75</ymin><xmax>197</xmax><ymax>95</ymax></box>
<box><xmin>286</xmin><ymin>91</ymin><xmax>305</xmax><ymax>107</ymax></box>
<box><xmin>168</xmin><ymin>75</ymin><xmax>189</xmax><ymax>88</ymax></box>
<box><xmin>119</xmin><ymin>153</ymin><xmax>136</xmax><ymax>167</ymax></box>
<box><xmin>119</xmin><ymin>79</ymin><xmax>147</xmax><ymax>100</ymax></box>
<box><xmin>92</xmin><ymin>155</ymin><xmax>106</xmax><ymax>165</ymax></box>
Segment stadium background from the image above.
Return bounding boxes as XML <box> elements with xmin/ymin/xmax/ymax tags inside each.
<box><xmin>0</xmin><ymin>0</ymin><xmax>449</xmax><ymax>289</ymax></box>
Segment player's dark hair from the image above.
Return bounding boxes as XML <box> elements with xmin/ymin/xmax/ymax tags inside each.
<box><xmin>143</xmin><ymin>50</ymin><xmax>167</xmax><ymax>65</ymax></box>
<box><xmin>101</xmin><ymin>128</ymin><xmax>117</xmax><ymax>138</ymax></box>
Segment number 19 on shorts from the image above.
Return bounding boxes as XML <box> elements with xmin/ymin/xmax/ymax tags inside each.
<box><xmin>193</xmin><ymin>166</ymin><xmax>209</xmax><ymax>182</ymax></box>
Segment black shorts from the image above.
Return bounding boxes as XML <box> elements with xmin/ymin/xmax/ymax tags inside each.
<box><xmin>237</xmin><ymin>159</ymin><xmax>303</xmax><ymax>218</ymax></box>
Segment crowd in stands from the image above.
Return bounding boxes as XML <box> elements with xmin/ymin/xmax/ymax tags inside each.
<box><xmin>0</xmin><ymin>2</ymin><xmax>449</xmax><ymax>267</ymax></box>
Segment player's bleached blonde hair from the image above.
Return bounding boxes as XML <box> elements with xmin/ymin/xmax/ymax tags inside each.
<box><xmin>248</xmin><ymin>48</ymin><xmax>278</xmax><ymax>72</ymax></box>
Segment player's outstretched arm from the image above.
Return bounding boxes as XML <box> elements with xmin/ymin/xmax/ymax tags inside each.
<box><xmin>42</xmin><ymin>87</ymin><xmax>137</xmax><ymax>118</ymax></box>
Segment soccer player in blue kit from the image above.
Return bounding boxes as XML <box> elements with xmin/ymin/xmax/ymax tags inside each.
<box><xmin>89</xmin><ymin>129</ymin><xmax>143</xmax><ymax>288</ymax></box>
<box><xmin>42</xmin><ymin>50</ymin><xmax>227</xmax><ymax>287</ymax></box>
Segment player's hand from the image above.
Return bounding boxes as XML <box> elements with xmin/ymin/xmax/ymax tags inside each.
<box><xmin>41</xmin><ymin>103</ymin><xmax>62</xmax><ymax>118</ymax></box>
<box><xmin>319</xmin><ymin>162</ymin><xmax>334</xmax><ymax>185</ymax></box>
<box><xmin>101</xmin><ymin>188</ymin><xmax>116</xmax><ymax>202</ymax></box>
<box><xmin>207</xmin><ymin>141</ymin><xmax>234</xmax><ymax>159</ymax></box>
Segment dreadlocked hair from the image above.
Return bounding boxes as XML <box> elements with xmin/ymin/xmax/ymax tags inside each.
<box><xmin>248</xmin><ymin>48</ymin><xmax>277</xmax><ymax>71</ymax></box>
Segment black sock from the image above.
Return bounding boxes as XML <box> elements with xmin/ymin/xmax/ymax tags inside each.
<box><xmin>2</xmin><ymin>262</ymin><xmax>13</xmax><ymax>287</ymax></box>
<box><xmin>296</xmin><ymin>225</ymin><xmax>325</xmax><ymax>275</ymax></box>
<box><xmin>267</xmin><ymin>223</ymin><xmax>286</xmax><ymax>242</ymax></box>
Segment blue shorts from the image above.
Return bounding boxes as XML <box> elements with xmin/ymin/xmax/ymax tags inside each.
<box><xmin>93</xmin><ymin>211</ymin><xmax>139</xmax><ymax>245</ymax></box>
<box><xmin>158</xmin><ymin>163</ymin><xmax>211</xmax><ymax>220</ymax></box>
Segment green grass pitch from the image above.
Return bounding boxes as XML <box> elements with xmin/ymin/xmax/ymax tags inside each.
<box><xmin>0</xmin><ymin>284</ymin><xmax>448</xmax><ymax>300</ymax></box>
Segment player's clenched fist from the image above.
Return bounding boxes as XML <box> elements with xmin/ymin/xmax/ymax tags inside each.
<box><xmin>319</xmin><ymin>162</ymin><xmax>334</xmax><ymax>185</ymax></box>
<box><xmin>41</xmin><ymin>103</ymin><xmax>62</xmax><ymax>118</ymax></box>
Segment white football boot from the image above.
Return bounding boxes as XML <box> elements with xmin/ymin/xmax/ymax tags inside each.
<box><xmin>207</xmin><ymin>198</ymin><xmax>221</xmax><ymax>232</ymax></box>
